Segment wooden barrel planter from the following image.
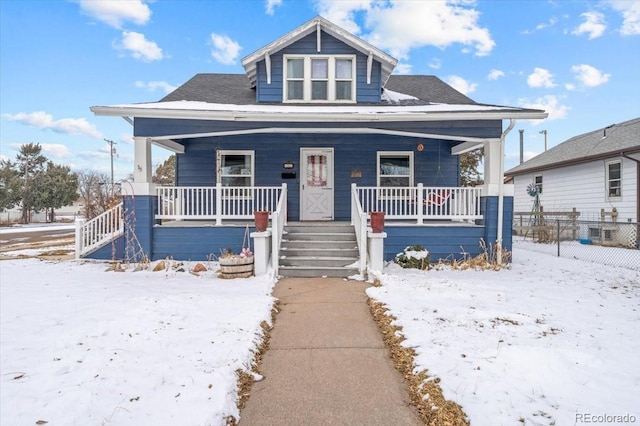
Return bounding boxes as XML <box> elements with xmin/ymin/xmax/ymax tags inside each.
<box><xmin>218</xmin><ymin>255</ymin><xmax>254</xmax><ymax>279</ymax></box>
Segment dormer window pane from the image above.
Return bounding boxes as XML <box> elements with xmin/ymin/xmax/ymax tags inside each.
<box><xmin>336</xmin><ymin>59</ymin><xmax>352</xmax><ymax>79</ymax></box>
<box><xmin>312</xmin><ymin>82</ymin><xmax>328</xmax><ymax>100</ymax></box>
<box><xmin>311</xmin><ymin>59</ymin><xmax>328</xmax><ymax>78</ymax></box>
<box><xmin>335</xmin><ymin>82</ymin><xmax>351</xmax><ymax>100</ymax></box>
<box><xmin>288</xmin><ymin>81</ymin><xmax>304</xmax><ymax>100</ymax></box>
<box><xmin>287</xmin><ymin>59</ymin><xmax>304</xmax><ymax>78</ymax></box>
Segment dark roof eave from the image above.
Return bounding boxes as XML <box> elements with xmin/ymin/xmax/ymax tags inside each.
<box><xmin>505</xmin><ymin>146</ymin><xmax>640</xmax><ymax>176</ymax></box>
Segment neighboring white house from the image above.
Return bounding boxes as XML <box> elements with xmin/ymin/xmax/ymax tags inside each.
<box><xmin>506</xmin><ymin>117</ymin><xmax>640</xmax><ymax>223</ymax></box>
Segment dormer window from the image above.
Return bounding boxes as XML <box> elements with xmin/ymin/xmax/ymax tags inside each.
<box><xmin>284</xmin><ymin>55</ymin><xmax>355</xmax><ymax>103</ymax></box>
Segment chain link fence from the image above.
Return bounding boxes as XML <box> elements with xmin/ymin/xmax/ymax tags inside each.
<box><xmin>514</xmin><ymin>219</ymin><xmax>640</xmax><ymax>271</ymax></box>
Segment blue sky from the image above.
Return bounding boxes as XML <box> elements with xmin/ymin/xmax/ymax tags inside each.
<box><xmin>1</xmin><ymin>0</ymin><xmax>639</xmax><ymax>179</ymax></box>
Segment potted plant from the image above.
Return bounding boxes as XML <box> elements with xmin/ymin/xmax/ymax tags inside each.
<box><xmin>254</xmin><ymin>210</ymin><xmax>270</xmax><ymax>232</ymax></box>
<box><xmin>218</xmin><ymin>225</ymin><xmax>254</xmax><ymax>278</ymax></box>
<box><xmin>370</xmin><ymin>211</ymin><xmax>385</xmax><ymax>233</ymax></box>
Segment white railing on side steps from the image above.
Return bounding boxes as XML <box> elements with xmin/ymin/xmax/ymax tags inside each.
<box><xmin>351</xmin><ymin>183</ymin><xmax>368</xmax><ymax>276</ymax></box>
<box><xmin>271</xmin><ymin>183</ymin><xmax>288</xmax><ymax>276</ymax></box>
<box><xmin>75</xmin><ymin>202</ymin><xmax>124</xmax><ymax>259</ymax></box>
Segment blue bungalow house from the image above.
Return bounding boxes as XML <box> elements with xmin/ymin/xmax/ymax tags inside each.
<box><xmin>82</xmin><ymin>16</ymin><xmax>546</xmax><ymax>277</ymax></box>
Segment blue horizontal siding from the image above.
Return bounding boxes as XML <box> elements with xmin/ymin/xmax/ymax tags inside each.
<box><xmin>175</xmin><ymin>133</ymin><xmax>460</xmax><ymax>221</ymax></box>
<box><xmin>153</xmin><ymin>226</ymin><xmax>254</xmax><ymax>261</ymax></box>
<box><xmin>384</xmin><ymin>225</ymin><xmax>486</xmax><ymax>262</ymax></box>
<box><xmin>135</xmin><ymin>118</ymin><xmax>502</xmax><ymax>139</ymax></box>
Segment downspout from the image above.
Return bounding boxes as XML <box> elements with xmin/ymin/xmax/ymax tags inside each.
<box><xmin>497</xmin><ymin>119</ymin><xmax>516</xmax><ymax>264</ymax></box>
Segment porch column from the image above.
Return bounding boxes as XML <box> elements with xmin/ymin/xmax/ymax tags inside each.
<box><xmin>251</xmin><ymin>230</ymin><xmax>272</xmax><ymax>275</ymax></box>
<box><xmin>482</xmin><ymin>139</ymin><xmax>502</xmax><ymax>196</ymax></box>
<box><xmin>367</xmin><ymin>231</ymin><xmax>387</xmax><ymax>273</ymax></box>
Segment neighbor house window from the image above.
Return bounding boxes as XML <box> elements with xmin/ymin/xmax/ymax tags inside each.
<box><xmin>534</xmin><ymin>175</ymin><xmax>543</xmax><ymax>195</ymax></box>
<box><xmin>606</xmin><ymin>161</ymin><xmax>621</xmax><ymax>198</ymax></box>
<box><xmin>377</xmin><ymin>152</ymin><xmax>414</xmax><ymax>187</ymax></box>
<box><xmin>217</xmin><ymin>150</ymin><xmax>254</xmax><ymax>187</ymax></box>
<box><xmin>284</xmin><ymin>55</ymin><xmax>355</xmax><ymax>102</ymax></box>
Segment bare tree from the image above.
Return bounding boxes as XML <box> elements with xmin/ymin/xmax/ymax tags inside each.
<box><xmin>77</xmin><ymin>170</ymin><xmax>119</xmax><ymax>219</ymax></box>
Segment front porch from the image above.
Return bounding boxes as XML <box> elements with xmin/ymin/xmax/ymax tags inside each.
<box><xmin>78</xmin><ymin>183</ymin><xmax>512</xmax><ymax>277</ymax></box>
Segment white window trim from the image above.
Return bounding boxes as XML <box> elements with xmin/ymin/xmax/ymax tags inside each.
<box><xmin>283</xmin><ymin>54</ymin><xmax>356</xmax><ymax>103</ymax></box>
<box><xmin>605</xmin><ymin>160</ymin><xmax>622</xmax><ymax>199</ymax></box>
<box><xmin>216</xmin><ymin>150</ymin><xmax>255</xmax><ymax>199</ymax></box>
<box><xmin>377</xmin><ymin>151</ymin><xmax>414</xmax><ymax>187</ymax></box>
<box><xmin>534</xmin><ymin>174</ymin><xmax>543</xmax><ymax>195</ymax></box>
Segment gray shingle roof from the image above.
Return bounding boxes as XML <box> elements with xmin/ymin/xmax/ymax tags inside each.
<box><xmin>160</xmin><ymin>73</ymin><xmax>478</xmax><ymax>106</ymax></box>
<box><xmin>506</xmin><ymin>117</ymin><xmax>640</xmax><ymax>176</ymax></box>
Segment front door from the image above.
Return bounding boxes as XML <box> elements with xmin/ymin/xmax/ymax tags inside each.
<box><xmin>300</xmin><ymin>148</ymin><xmax>334</xmax><ymax>220</ymax></box>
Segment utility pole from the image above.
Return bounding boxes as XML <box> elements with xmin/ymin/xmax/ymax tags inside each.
<box><xmin>104</xmin><ymin>139</ymin><xmax>117</xmax><ymax>196</ymax></box>
<box><xmin>539</xmin><ymin>130</ymin><xmax>547</xmax><ymax>151</ymax></box>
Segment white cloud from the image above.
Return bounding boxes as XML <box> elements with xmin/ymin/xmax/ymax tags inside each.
<box><xmin>519</xmin><ymin>95</ymin><xmax>569</xmax><ymax>121</ymax></box>
<box><xmin>316</xmin><ymin>0</ymin><xmax>495</xmax><ymax>60</ymax></box>
<box><xmin>607</xmin><ymin>0</ymin><xmax>640</xmax><ymax>35</ymax></box>
<box><xmin>445</xmin><ymin>75</ymin><xmax>477</xmax><ymax>95</ymax></box>
<box><xmin>135</xmin><ymin>80</ymin><xmax>177</xmax><ymax>94</ymax></box>
<box><xmin>428</xmin><ymin>58</ymin><xmax>441</xmax><ymax>69</ymax></box>
<box><xmin>565</xmin><ymin>83</ymin><xmax>576</xmax><ymax>91</ymax></box>
<box><xmin>210</xmin><ymin>33</ymin><xmax>242</xmax><ymax>65</ymax></box>
<box><xmin>115</xmin><ymin>31</ymin><xmax>164</xmax><ymax>62</ymax></box>
<box><xmin>572</xmin><ymin>11</ymin><xmax>606</xmax><ymax>39</ymax></box>
<box><xmin>78</xmin><ymin>0</ymin><xmax>151</xmax><ymax>29</ymax></box>
<box><xmin>487</xmin><ymin>69</ymin><xmax>505</xmax><ymax>80</ymax></box>
<box><xmin>536</xmin><ymin>17</ymin><xmax>558</xmax><ymax>31</ymax></box>
<box><xmin>571</xmin><ymin>64</ymin><xmax>611</xmax><ymax>87</ymax></box>
<box><xmin>394</xmin><ymin>62</ymin><xmax>413</xmax><ymax>75</ymax></box>
<box><xmin>527</xmin><ymin>67</ymin><xmax>556</xmax><ymax>88</ymax></box>
<box><xmin>40</xmin><ymin>143</ymin><xmax>72</xmax><ymax>159</ymax></box>
<box><xmin>3</xmin><ymin>111</ymin><xmax>103</xmax><ymax>139</ymax></box>
<box><xmin>315</xmin><ymin>0</ymin><xmax>371</xmax><ymax>34</ymax></box>
<box><xmin>119</xmin><ymin>134</ymin><xmax>134</xmax><ymax>145</ymax></box>
<box><xmin>265</xmin><ymin>0</ymin><xmax>282</xmax><ymax>15</ymax></box>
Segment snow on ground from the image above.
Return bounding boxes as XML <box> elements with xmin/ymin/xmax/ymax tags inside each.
<box><xmin>2</xmin><ymin>237</ymin><xmax>639</xmax><ymax>426</ymax></box>
<box><xmin>368</xmin><ymin>242</ymin><xmax>640</xmax><ymax>425</ymax></box>
<box><xmin>1</xmin><ymin>259</ymin><xmax>276</xmax><ymax>426</ymax></box>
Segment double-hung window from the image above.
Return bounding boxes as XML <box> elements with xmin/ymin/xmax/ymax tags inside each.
<box><xmin>606</xmin><ymin>161</ymin><xmax>621</xmax><ymax>198</ymax></box>
<box><xmin>534</xmin><ymin>175</ymin><xmax>543</xmax><ymax>195</ymax></box>
<box><xmin>377</xmin><ymin>152</ymin><xmax>414</xmax><ymax>187</ymax></box>
<box><xmin>217</xmin><ymin>150</ymin><xmax>254</xmax><ymax>187</ymax></box>
<box><xmin>284</xmin><ymin>55</ymin><xmax>355</xmax><ymax>102</ymax></box>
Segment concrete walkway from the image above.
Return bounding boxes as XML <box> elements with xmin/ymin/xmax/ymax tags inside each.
<box><xmin>239</xmin><ymin>277</ymin><xmax>422</xmax><ymax>425</ymax></box>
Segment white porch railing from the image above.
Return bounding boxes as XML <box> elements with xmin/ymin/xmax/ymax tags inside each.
<box><xmin>157</xmin><ymin>184</ymin><xmax>284</xmax><ymax>225</ymax></box>
<box><xmin>351</xmin><ymin>183</ymin><xmax>368</xmax><ymax>276</ymax></box>
<box><xmin>355</xmin><ymin>184</ymin><xmax>482</xmax><ymax>223</ymax></box>
<box><xmin>75</xmin><ymin>202</ymin><xmax>124</xmax><ymax>258</ymax></box>
<box><xmin>271</xmin><ymin>184</ymin><xmax>288</xmax><ymax>276</ymax></box>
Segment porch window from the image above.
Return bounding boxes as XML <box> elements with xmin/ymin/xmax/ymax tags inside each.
<box><xmin>606</xmin><ymin>161</ymin><xmax>621</xmax><ymax>198</ymax></box>
<box><xmin>283</xmin><ymin>55</ymin><xmax>356</xmax><ymax>102</ymax></box>
<box><xmin>217</xmin><ymin>150</ymin><xmax>254</xmax><ymax>187</ymax></box>
<box><xmin>377</xmin><ymin>152</ymin><xmax>414</xmax><ymax>187</ymax></box>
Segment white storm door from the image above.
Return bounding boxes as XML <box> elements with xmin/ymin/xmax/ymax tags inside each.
<box><xmin>300</xmin><ymin>148</ymin><xmax>334</xmax><ymax>221</ymax></box>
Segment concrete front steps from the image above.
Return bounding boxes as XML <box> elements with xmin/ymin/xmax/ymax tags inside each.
<box><xmin>278</xmin><ymin>222</ymin><xmax>360</xmax><ymax>278</ymax></box>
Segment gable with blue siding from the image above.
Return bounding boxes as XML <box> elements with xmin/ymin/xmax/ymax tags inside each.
<box><xmin>255</xmin><ymin>31</ymin><xmax>382</xmax><ymax>103</ymax></box>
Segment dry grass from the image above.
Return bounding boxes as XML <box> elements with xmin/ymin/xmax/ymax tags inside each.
<box><xmin>226</xmin><ymin>299</ymin><xmax>281</xmax><ymax>426</ymax></box>
<box><xmin>368</xmin><ymin>288</ymin><xmax>469</xmax><ymax>426</ymax></box>
<box><xmin>437</xmin><ymin>239</ymin><xmax>512</xmax><ymax>271</ymax></box>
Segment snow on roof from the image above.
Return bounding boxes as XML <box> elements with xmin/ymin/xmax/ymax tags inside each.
<box><xmin>381</xmin><ymin>89</ymin><xmax>418</xmax><ymax>103</ymax></box>
<box><xmin>98</xmin><ymin>100</ymin><xmax>523</xmax><ymax>115</ymax></box>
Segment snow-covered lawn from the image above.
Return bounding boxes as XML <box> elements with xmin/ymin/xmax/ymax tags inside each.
<box><xmin>1</xmin><ymin>259</ymin><xmax>276</xmax><ymax>426</ymax></box>
<box><xmin>368</xmin><ymin>243</ymin><xmax>640</xmax><ymax>425</ymax></box>
<box><xmin>2</xmin><ymin>239</ymin><xmax>638</xmax><ymax>426</ymax></box>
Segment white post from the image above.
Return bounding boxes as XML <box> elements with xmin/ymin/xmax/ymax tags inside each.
<box><xmin>131</xmin><ymin>137</ymin><xmax>156</xmax><ymax>196</ymax></box>
<box><xmin>75</xmin><ymin>218</ymin><xmax>85</xmax><ymax>260</ymax></box>
<box><xmin>251</xmin><ymin>230</ymin><xmax>272</xmax><ymax>275</ymax></box>
<box><xmin>215</xmin><ymin>182</ymin><xmax>222</xmax><ymax>226</ymax></box>
<box><xmin>416</xmin><ymin>183</ymin><xmax>424</xmax><ymax>225</ymax></box>
<box><xmin>367</xmin><ymin>231</ymin><xmax>387</xmax><ymax>273</ymax></box>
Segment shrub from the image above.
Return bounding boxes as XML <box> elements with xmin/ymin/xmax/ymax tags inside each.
<box><xmin>394</xmin><ymin>245</ymin><xmax>430</xmax><ymax>270</ymax></box>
